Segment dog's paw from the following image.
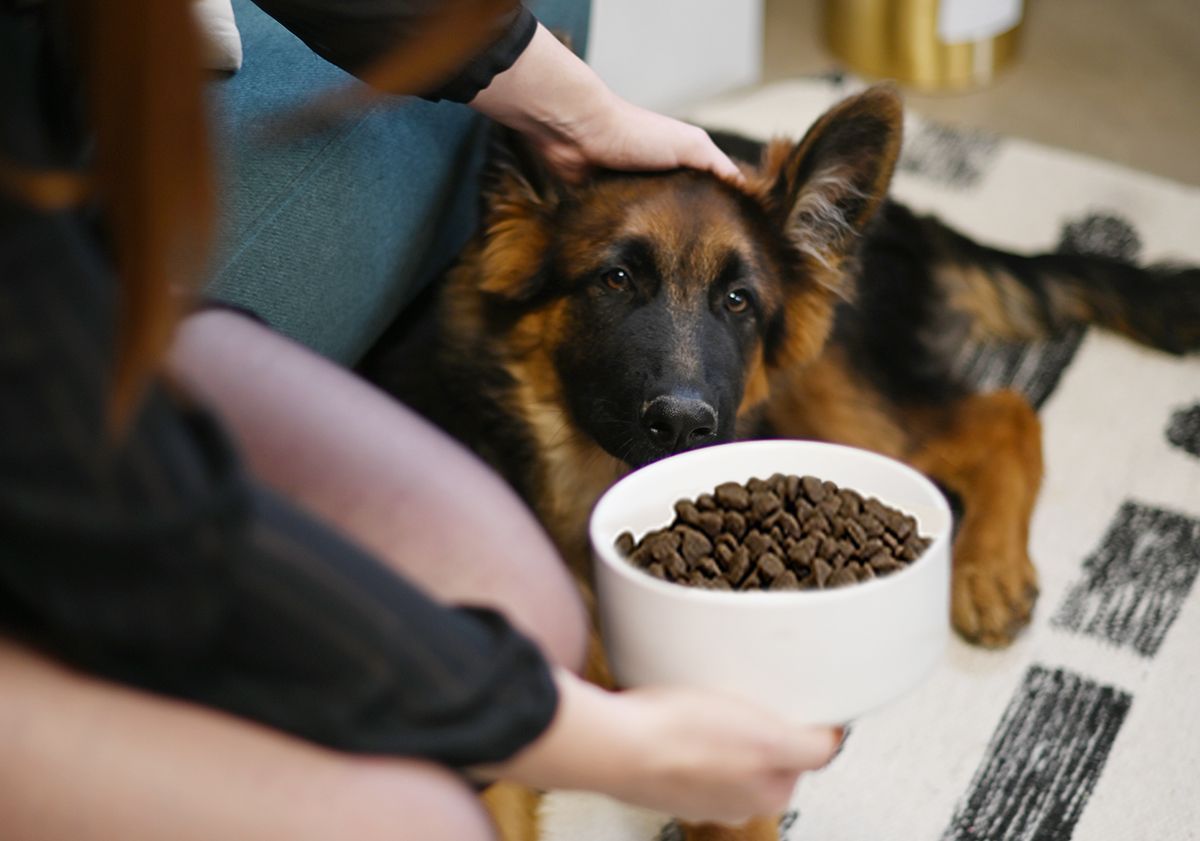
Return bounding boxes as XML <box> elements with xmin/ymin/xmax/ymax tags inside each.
<box><xmin>951</xmin><ymin>546</ymin><xmax>1039</xmax><ymax>648</ymax></box>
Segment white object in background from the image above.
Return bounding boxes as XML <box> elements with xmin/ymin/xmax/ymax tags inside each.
<box><xmin>193</xmin><ymin>0</ymin><xmax>243</xmax><ymax>72</ymax></box>
<box><xmin>587</xmin><ymin>0</ymin><xmax>763</xmax><ymax>112</ymax></box>
<box><xmin>590</xmin><ymin>440</ymin><xmax>952</xmax><ymax>726</ymax></box>
<box><xmin>938</xmin><ymin>0</ymin><xmax>1023</xmax><ymax>44</ymax></box>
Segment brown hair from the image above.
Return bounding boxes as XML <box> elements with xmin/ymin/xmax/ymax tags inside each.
<box><xmin>1</xmin><ymin>0</ymin><xmax>516</xmax><ymax>429</ymax></box>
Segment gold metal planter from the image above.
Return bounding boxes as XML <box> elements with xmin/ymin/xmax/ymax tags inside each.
<box><xmin>824</xmin><ymin>0</ymin><xmax>1024</xmax><ymax>91</ymax></box>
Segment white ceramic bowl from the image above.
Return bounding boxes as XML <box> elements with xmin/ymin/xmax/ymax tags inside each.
<box><xmin>590</xmin><ymin>440</ymin><xmax>952</xmax><ymax>725</ymax></box>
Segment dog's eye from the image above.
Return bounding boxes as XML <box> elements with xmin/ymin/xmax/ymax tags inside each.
<box><xmin>603</xmin><ymin>268</ymin><xmax>632</xmax><ymax>291</ymax></box>
<box><xmin>725</xmin><ymin>288</ymin><xmax>751</xmax><ymax>313</ymax></box>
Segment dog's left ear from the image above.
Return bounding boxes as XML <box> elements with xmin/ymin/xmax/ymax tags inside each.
<box><xmin>757</xmin><ymin>85</ymin><xmax>903</xmax><ymax>270</ymax></box>
<box><xmin>477</xmin><ymin>128</ymin><xmax>564</xmax><ymax>301</ymax></box>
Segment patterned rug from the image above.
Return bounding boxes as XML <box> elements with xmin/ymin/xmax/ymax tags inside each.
<box><xmin>538</xmin><ymin>78</ymin><xmax>1200</xmax><ymax>841</ymax></box>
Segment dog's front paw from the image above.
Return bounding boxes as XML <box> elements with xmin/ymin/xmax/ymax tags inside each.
<box><xmin>951</xmin><ymin>543</ymin><xmax>1039</xmax><ymax>648</ymax></box>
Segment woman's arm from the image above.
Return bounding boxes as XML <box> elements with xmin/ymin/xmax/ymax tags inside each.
<box><xmin>470</xmin><ymin>22</ymin><xmax>743</xmax><ymax>184</ymax></box>
<box><xmin>478</xmin><ymin>668</ymin><xmax>841</xmax><ymax>825</ymax></box>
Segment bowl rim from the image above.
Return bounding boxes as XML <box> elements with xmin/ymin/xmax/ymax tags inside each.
<box><xmin>589</xmin><ymin>439</ymin><xmax>953</xmax><ymax>605</ymax></box>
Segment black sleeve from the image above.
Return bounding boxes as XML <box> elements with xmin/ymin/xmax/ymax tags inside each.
<box><xmin>248</xmin><ymin>0</ymin><xmax>538</xmax><ymax>102</ymax></box>
<box><xmin>0</xmin><ymin>196</ymin><xmax>557</xmax><ymax>767</ymax></box>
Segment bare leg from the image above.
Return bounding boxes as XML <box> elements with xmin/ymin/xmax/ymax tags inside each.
<box><xmin>0</xmin><ymin>638</ymin><xmax>495</xmax><ymax>841</ymax></box>
<box><xmin>168</xmin><ymin>309</ymin><xmax>587</xmax><ymax>671</ymax></box>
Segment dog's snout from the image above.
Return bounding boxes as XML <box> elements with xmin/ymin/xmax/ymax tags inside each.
<box><xmin>640</xmin><ymin>394</ymin><xmax>718</xmax><ymax>452</ymax></box>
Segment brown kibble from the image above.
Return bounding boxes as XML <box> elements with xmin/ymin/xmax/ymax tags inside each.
<box><xmin>628</xmin><ymin>547</ymin><xmax>651</xmax><ymax>568</ymax></box>
<box><xmin>644</xmin><ymin>529</ymin><xmax>680</xmax><ymax>559</ymax></box>
<box><xmin>744</xmin><ymin>529</ymin><xmax>772</xmax><ymax>559</ymax></box>
<box><xmin>723</xmin><ymin>510</ymin><xmax>747</xmax><ymax>538</ymax></box>
<box><xmin>784</xmin><ymin>474</ymin><xmax>802</xmax><ymax>502</ymax></box>
<box><xmin>728</xmin><ymin>547</ymin><xmax>751</xmax><ymax>581</ymax></box>
<box><xmin>859</xmin><ymin>538</ymin><xmax>885</xmax><ymax>558</ymax></box>
<box><xmin>714</xmin><ymin>542</ymin><xmax>735</xmax><ymax>567</ymax></box>
<box><xmin>697</xmin><ymin>511</ymin><xmax>724</xmax><ymax>539</ymax></box>
<box><xmin>818</xmin><ymin>496</ymin><xmax>842</xmax><ymax>518</ymax></box>
<box><xmin>620</xmin><ymin>473</ymin><xmax>931</xmax><ymax>593</ymax></box>
<box><xmin>870</xmin><ymin>554</ymin><xmax>904</xmax><ymax>575</ymax></box>
<box><xmin>615</xmin><ymin>531</ymin><xmax>636</xmax><ymax>556</ymax></box>
<box><xmin>771</xmin><ymin>569</ymin><xmax>801</xmax><ymax>590</ymax></box>
<box><xmin>863</xmin><ymin>497</ymin><xmax>889</xmax><ymax>521</ymax></box>
<box><xmin>758</xmin><ymin>552</ymin><xmax>786</xmax><ymax>581</ymax></box>
<box><xmin>750</xmin><ymin>491</ymin><xmax>782</xmax><ymax>521</ymax></box>
<box><xmin>819</xmin><ymin>535</ymin><xmax>840</xmax><ymax>561</ymax></box>
<box><xmin>861</xmin><ymin>513</ymin><xmax>885</xmax><ymax>538</ymax></box>
<box><xmin>679</xmin><ymin>527</ymin><xmax>713</xmax><ymax>563</ymax></box>
<box><xmin>665</xmin><ymin>553</ymin><xmax>688</xmax><ymax>579</ymax></box>
<box><xmin>838</xmin><ymin>489</ymin><xmax>863</xmax><ymax>518</ymax></box>
<box><xmin>695</xmin><ymin>555</ymin><xmax>722</xmax><ymax>578</ymax></box>
<box><xmin>777</xmin><ymin>512</ymin><xmax>802</xmax><ymax>540</ymax></box>
<box><xmin>801</xmin><ymin>475</ymin><xmax>826</xmax><ymax>502</ymax></box>
<box><xmin>845</xmin><ymin>520</ymin><xmax>868</xmax><ymax>548</ymax></box>
<box><xmin>828</xmin><ymin>566</ymin><xmax>858</xmax><ymax>588</ymax></box>
<box><xmin>788</xmin><ymin>536</ymin><xmax>818</xmax><ymax>566</ymax></box>
<box><xmin>813</xmin><ymin>556</ymin><xmax>834</xmax><ymax>588</ymax></box>
<box><xmin>715</xmin><ymin>481</ymin><xmax>751</xmax><ymax>510</ymax></box>
<box><xmin>805</xmin><ymin>511</ymin><xmax>833</xmax><ymax>536</ymax></box>
<box><xmin>674</xmin><ymin>500</ymin><xmax>702</xmax><ymax>526</ymax></box>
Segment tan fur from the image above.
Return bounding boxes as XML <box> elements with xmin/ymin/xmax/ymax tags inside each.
<box><xmin>908</xmin><ymin>391</ymin><xmax>1042</xmax><ymax>647</ymax></box>
<box><xmin>763</xmin><ymin>349</ymin><xmax>910</xmax><ymax>459</ymax></box>
<box><xmin>939</xmin><ymin>265</ymin><xmax>1044</xmax><ymax>340</ymax></box>
<box><xmin>680</xmin><ymin>818</ymin><xmax>780</xmax><ymax>841</ymax></box>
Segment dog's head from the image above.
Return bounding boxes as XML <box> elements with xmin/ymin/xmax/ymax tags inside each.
<box><xmin>472</xmin><ymin>86</ymin><xmax>903</xmax><ymax>468</ymax></box>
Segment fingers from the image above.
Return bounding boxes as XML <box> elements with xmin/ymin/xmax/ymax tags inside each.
<box><xmin>687</xmin><ymin>129</ymin><xmax>747</xmax><ymax>186</ymax></box>
<box><xmin>768</xmin><ymin>725</ymin><xmax>844</xmax><ymax>772</ymax></box>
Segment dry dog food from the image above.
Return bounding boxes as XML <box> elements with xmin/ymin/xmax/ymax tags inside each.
<box><xmin>615</xmin><ymin>473</ymin><xmax>932</xmax><ymax>591</ymax></box>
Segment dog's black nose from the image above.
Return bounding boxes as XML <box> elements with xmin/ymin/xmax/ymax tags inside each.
<box><xmin>641</xmin><ymin>395</ymin><xmax>718</xmax><ymax>452</ymax></box>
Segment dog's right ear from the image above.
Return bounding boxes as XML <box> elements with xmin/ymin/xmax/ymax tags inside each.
<box><xmin>477</xmin><ymin>128</ymin><xmax>563</xmax><ymax>301</ymax></box>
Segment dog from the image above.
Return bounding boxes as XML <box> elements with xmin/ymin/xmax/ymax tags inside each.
<box><xmin>362</xmin><ymin>85</ymin><xmax>1200</xmax><ymax>841</ymax></box>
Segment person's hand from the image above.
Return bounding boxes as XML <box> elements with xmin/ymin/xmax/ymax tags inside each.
<box><xmin>599</xmin><ymin>683</ymin><xmax>842</xmax><ymax>823</ymax></box>
<box><xmin>470</xmin><ymin>24</ymin><xmax>743</xmax><ymax>185</ymax></box>
<box><xmin>475</xmin><ymin>669</ymin><xmax>841</xmax><ymax>826</ymax></box>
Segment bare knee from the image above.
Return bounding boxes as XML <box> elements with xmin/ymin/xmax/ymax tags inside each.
<box><xmin>498</xmin><ymin>545</ymin><xmax>589</xmax><ymax>674</ymax></box>
<box><xmin>328</xmin><ymin>758</ymin><xmax>497</xmax><ymax>841</ymax></box>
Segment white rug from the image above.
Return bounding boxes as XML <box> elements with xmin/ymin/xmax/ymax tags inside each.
<box><xmin>539</xmin><ymin>78</ymin><xmax>1200</xmax><ymax>841</ymax></box>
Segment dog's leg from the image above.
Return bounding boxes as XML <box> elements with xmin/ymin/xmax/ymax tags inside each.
<box><xmin>483</xmin><ymin>781</ymin><xmax>543</xmax><ymax>841</ymax></box>
<box><xmin>680</xmin><ymin>817</ymin><xmax>780</xmax><ymax>841</ymax></box>
<box><xmin>908</xmin><ymin>389</ymin><xmax>1042</xmax><ymax>647</ymax></box>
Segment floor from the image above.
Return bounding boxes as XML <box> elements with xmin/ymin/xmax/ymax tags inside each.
<box><xmin>760</xmin><ymin>0</ymin><xmax>1200</xmax><ymax>187</ymax></box>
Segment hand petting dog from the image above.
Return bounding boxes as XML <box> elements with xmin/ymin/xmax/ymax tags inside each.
<box><xmin>470</xmin><ymin>23</ymin><xmax>744</xmax><ymax>185</ymax></box>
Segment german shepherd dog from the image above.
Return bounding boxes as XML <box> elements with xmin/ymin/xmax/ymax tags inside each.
<box><xmin>363</xmin><ymin>86</ymin><xmax>1199</xmax><ymax>841</ymax></box>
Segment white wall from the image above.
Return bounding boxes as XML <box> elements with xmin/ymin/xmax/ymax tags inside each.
<box><xmin>586</xmin><ymin>0</ymin><xmax>764</xmax><ymax>113</ymax></box>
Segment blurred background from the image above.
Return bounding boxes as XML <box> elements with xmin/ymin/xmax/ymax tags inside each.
<box><xmin>587</xmin><ymin>0</ymin><xmax>1200</xmax><ymax>186</ymax></box>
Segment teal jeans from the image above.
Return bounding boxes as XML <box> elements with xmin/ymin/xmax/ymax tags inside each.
<box><xmin>207</xmin><ymin>0</ymin><xmax>591</xmax><ymax>364</ymax></box>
